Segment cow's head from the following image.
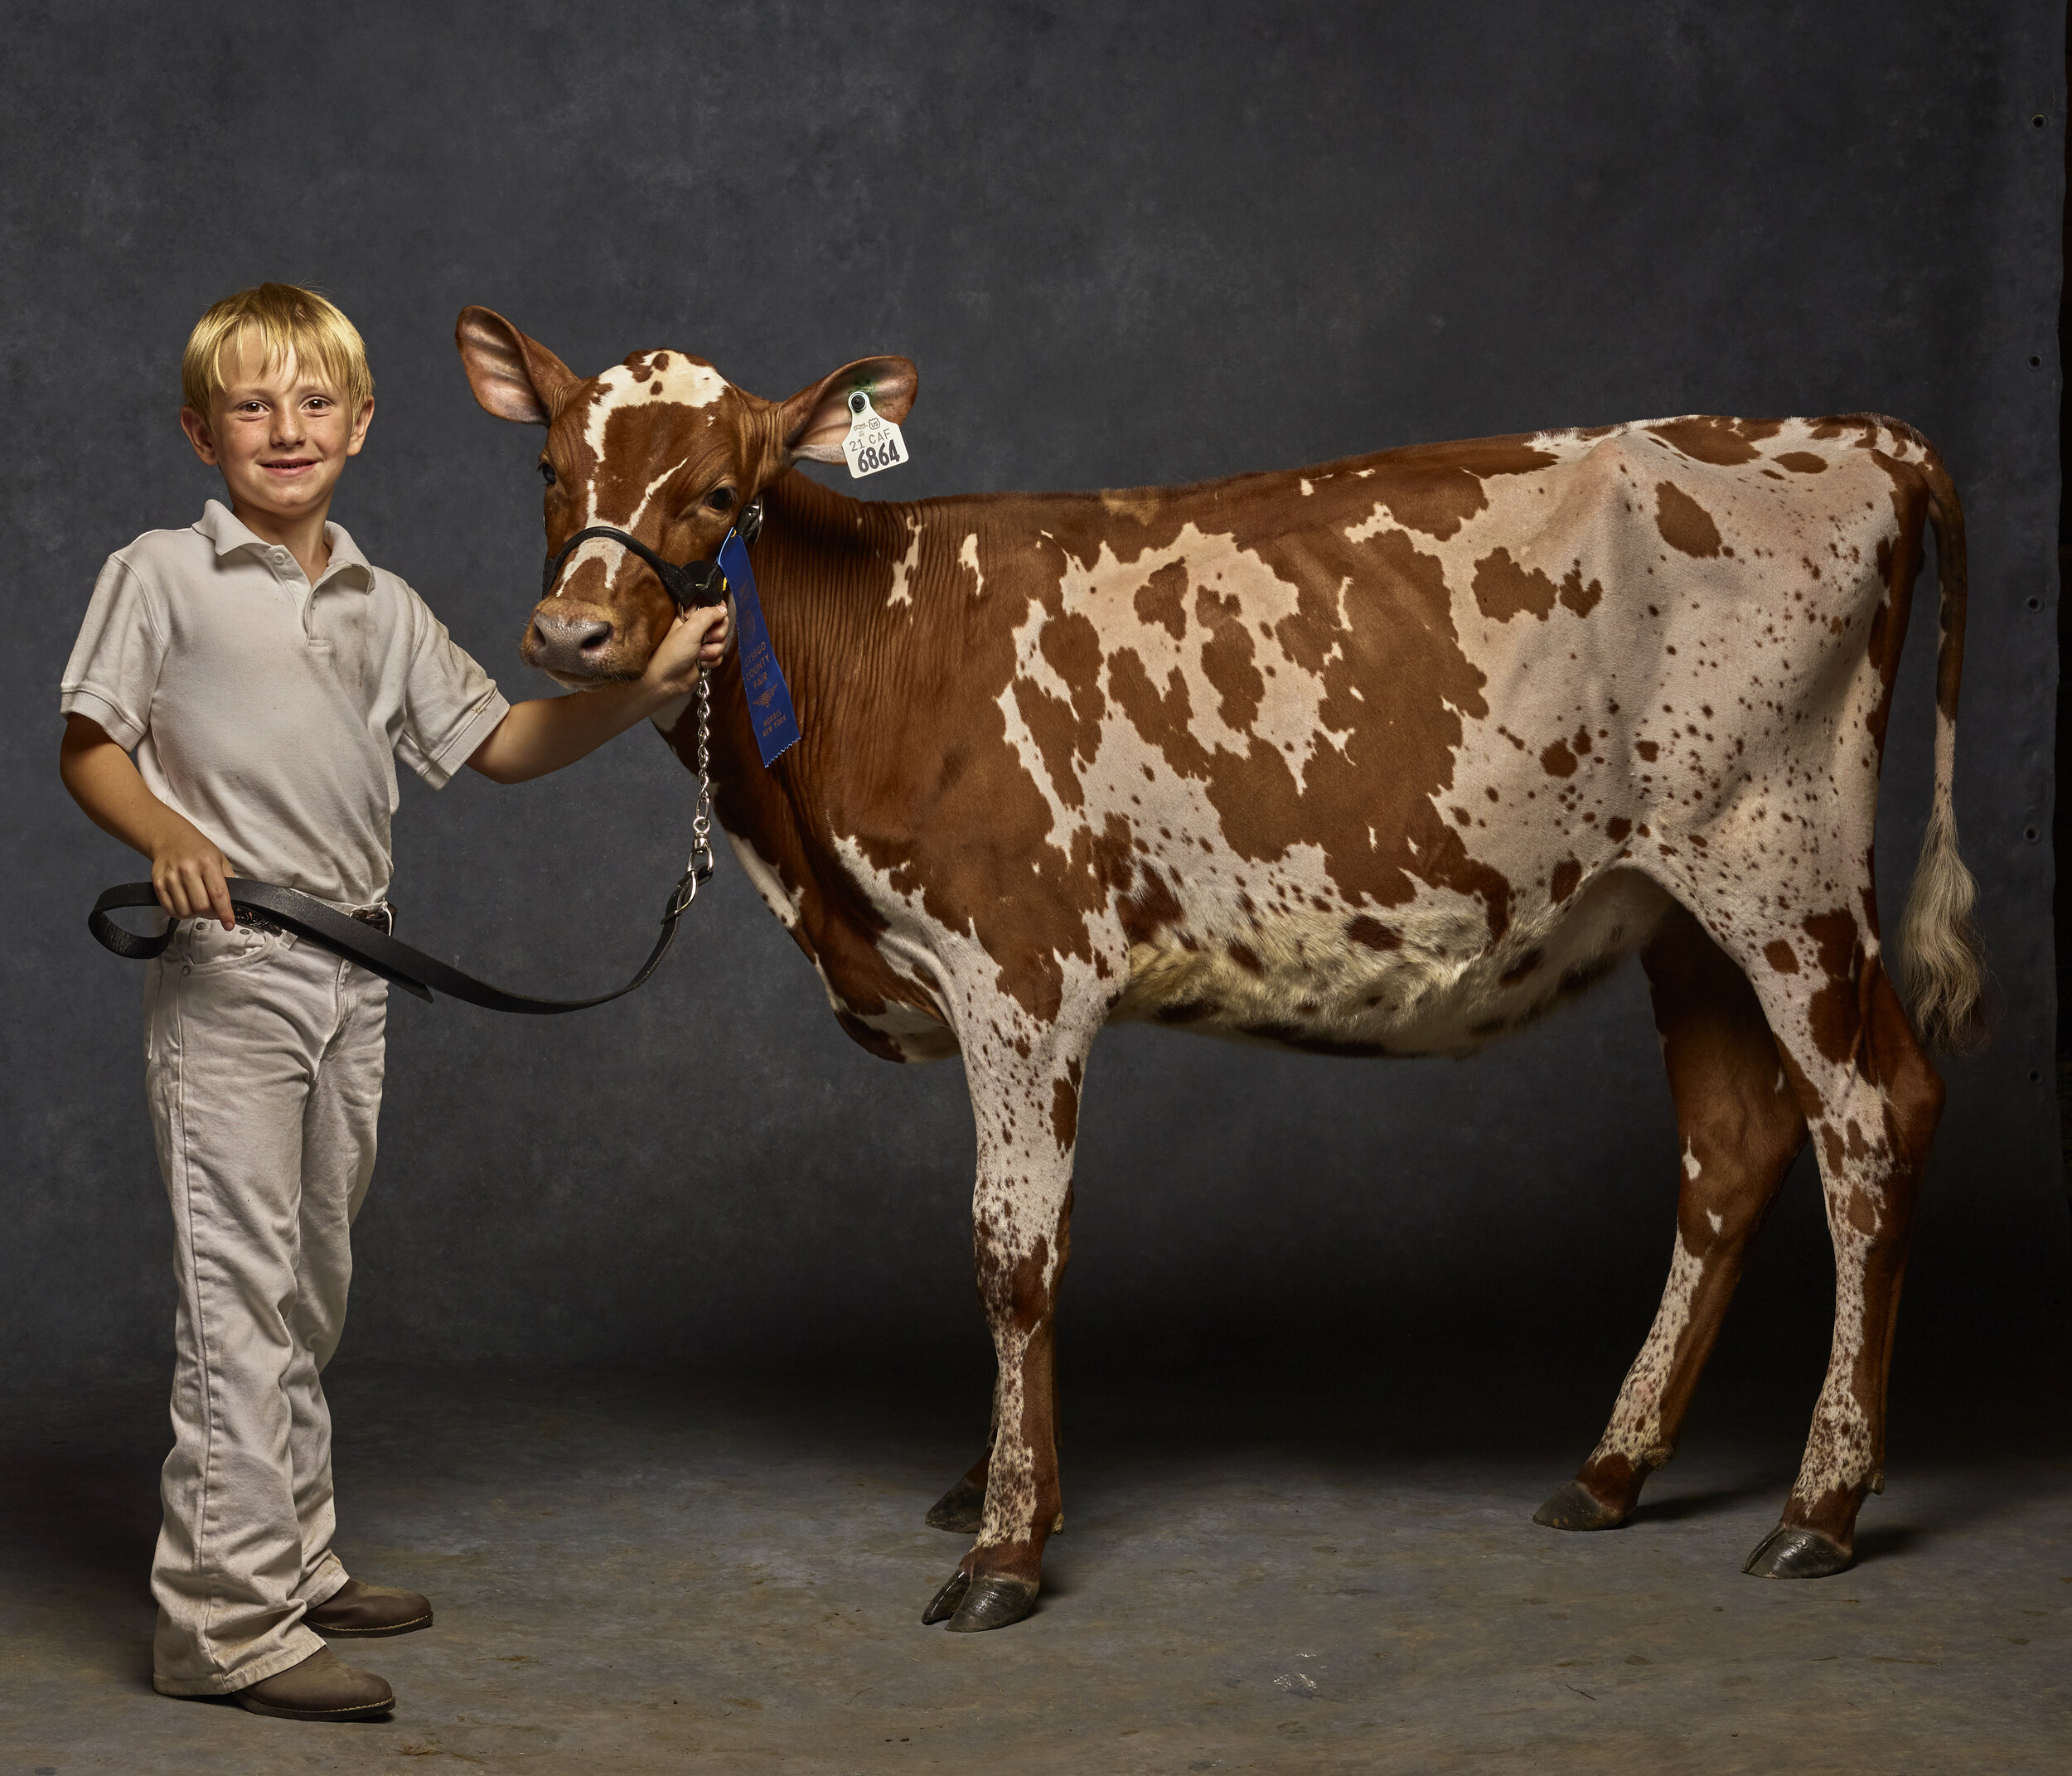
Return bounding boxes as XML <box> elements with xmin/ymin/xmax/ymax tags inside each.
<box><xmin>456</xmin><ymin>307</ymin><xmax>916</xmax><ymax>686</ymax></box>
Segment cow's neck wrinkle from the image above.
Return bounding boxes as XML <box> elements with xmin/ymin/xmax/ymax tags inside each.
<box><xmin>700</xmin><ymin>469</ymin><xmax>924</xmax><ymax>869</ymax></box>
<box><xmin>751</xmin><ymin>470</ymin><xmax>926</xmax><ymax>715</ymax></box>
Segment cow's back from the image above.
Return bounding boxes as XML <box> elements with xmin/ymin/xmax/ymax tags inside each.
<box><xmin>733</xmin><ymin>414</ymin><xmax>1934</xmax><ymax>1062</ymax></box>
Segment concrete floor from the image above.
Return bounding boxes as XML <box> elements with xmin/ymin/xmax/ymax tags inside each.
<box><xmin>2</xmin><ymin>1362</ymin><xmax>2067</xmax><ymax>1774</ymax></box>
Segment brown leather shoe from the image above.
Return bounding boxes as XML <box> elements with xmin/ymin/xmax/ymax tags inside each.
<box><xmin>234</xmin><ymin>1647</ymin><xmax>393</xmax><ymax>1720</ymax></box>
<box><xmin>307</xmin><ymin>1578</ymin><xmax>434</xmax><ymax>1638</ymax></box>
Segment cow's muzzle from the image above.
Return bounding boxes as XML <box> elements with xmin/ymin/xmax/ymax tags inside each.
<box><xmin>526</xmin><ymin>601</ymin><xmax>619</xmax><ymax>679</ymax></box>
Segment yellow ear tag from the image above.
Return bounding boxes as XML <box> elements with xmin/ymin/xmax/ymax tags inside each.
<box><xmin>841</xmin><ymin>390</ymin><xmax>909</xmax><ymax>480</ymax></box>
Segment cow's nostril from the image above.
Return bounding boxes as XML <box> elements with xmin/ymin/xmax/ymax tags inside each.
<box><xmin>530</xmin><ymin>612</ymin><xmax>615</xmax><ymax>670</ymax></box>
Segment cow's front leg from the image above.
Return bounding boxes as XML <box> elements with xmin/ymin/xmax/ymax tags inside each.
<box><xmin>921</xmin><ymin>1037</ymin><xmax>1087</xmax><ymax>1632</ymax></box>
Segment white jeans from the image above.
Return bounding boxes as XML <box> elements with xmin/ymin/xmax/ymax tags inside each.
<box><xmin>144</xmin><ymin>917</ymin><xmax>388</xmax><ymax>1694</ymax></box>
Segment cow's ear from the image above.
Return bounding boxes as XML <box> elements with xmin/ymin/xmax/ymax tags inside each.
<box><xmin>456</xmin><ymin>307</ymin><xmax>581</xmax><ymax>424</ymax></box>
<box><xmin>778</xmin><ymin>356</ymin><xmax>917</xmax><ymax>463</ymax></box>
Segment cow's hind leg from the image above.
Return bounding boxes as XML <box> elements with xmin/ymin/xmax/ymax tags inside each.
<box><xmin>920</xmin><ymin>1028</ymin><xmax>1089</xmax><ymax>1632</ymax></box>
<box><xmin>1735</xmin><ymin>918</ymin><xmax>1944</xmax><ymax>1577</ymax></box>
<box><xmin>1537</xmin><ymin>906</ymin><xmax>1807</xmax><ymax>1531</ymax></box>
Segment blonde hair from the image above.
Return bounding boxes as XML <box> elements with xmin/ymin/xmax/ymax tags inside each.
<box><xmin>181</xmin><ymin>283</ymin><xmax>373</xmax><ymax>416</ymax></box>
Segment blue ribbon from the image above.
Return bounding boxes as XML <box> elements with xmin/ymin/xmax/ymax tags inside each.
<box><xmin>719</xmin><ymin>529</ymin><xmax>801</xmax><ymax>767</ymax></box>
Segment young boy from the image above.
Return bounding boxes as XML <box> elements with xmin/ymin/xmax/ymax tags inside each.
<box><xmin>57</xmin><ymin>284</ymin><xmax>726</xmax><ymax>1722</ymax></box>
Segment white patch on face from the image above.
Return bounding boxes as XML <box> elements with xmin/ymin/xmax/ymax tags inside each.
<box><xmin>635</xmin><ymin>356</ymin><xmax>729</xmax><ymax>409</ymax></box>
<box><xmin>552</xmin><ymin>357</ymin><xmax>737</xmax><ymax>593</ymax></box>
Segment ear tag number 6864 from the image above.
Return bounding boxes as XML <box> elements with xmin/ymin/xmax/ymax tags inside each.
<box><xmin>842</xmin><ymin>390</ymin><xmax>909</xmax><ymax>480</ymax></box>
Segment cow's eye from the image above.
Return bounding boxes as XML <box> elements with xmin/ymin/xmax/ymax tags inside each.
<box><xmin>539</xmin><ymin>462</ymin><xmax>557</xmax><ymax>486</ymax></box>
<box><xmin>706</xmin><ymin>486</ymin><xmax>736</xmax><ymax>512</ymax></box>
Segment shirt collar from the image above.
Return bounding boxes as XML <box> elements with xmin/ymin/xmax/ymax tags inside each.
<box><xmin>195</xmin><ymin>498</ymin><xmax>375</xmax><ymax>593</ymax></box>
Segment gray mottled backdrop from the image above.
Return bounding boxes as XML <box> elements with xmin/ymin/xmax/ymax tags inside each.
<box><xmin>3</xmin><ymin>5</ymin><xmax>2064</xmax><ymax>1421</ymax></box>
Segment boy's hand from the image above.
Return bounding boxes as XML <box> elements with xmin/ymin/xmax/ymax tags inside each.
<box><xmin>152</xmin><ymin>827</ymin><xmax>238</xmax><ymax>929</ymax></box>
<box><xmin>60</xmin><ymin>714</ymin><xmax>240</xmax><ymax>927</ymax></box>
<box><xmin>638</xmin><ymin>602</ymin><xmax>732</xmax><ymax>706</ymax></box>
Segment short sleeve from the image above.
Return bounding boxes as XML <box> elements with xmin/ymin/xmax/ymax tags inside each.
<box><xmin>392</xmin><ymin>579</ymin><xmax>510</xmax><ymax>789</ymax></box>
<box><xmin>60</xmin><ymin>554</ymin><xmax>164</xmax><ymax>750</ymax></box>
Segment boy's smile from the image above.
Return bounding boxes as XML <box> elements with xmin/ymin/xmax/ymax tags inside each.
<box><xmin>180</xmin><ymin>331</ymin><xmax>373</xmax><ymax>573</ymax></box>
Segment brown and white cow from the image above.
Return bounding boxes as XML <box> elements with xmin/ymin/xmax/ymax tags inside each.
<box><xmin>456</xmin><ymin>307</ymin><xmax>1983</xmax><ymax>1633</ymax></box>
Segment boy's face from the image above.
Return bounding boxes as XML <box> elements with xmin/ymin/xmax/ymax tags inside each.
<box><xmin>180</xmin><ymin>331</ymin><xmax>373</xmax><ymax>527</ymax></box>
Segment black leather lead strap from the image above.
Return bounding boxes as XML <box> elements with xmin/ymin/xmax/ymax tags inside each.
<box><xmin>88</xmin><ymin>870</ymin><xmax>706</xmax><ymax>1014</ymax></box>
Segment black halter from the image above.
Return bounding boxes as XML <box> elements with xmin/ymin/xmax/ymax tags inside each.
<box><xmin>540</xmin><ymin>496</ymin><xmax>762</xmax><ymax>610</ymax></box>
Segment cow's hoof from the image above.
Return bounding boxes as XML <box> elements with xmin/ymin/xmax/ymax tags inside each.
<box><xmin>926</xmin><ymin>1476</ymin><xmax>985</xmax><ymax>1533</ymax></box>
<box><xmin>1533</xmin><ymin>1479</ymin><xmax>1627</xmax><ymax>1531</ymax></box>
<box><xmin>921</xmin><ymin>1570</ymin><xmax>971</xmax><ymax>1624</ymax></box>
<box><xmin>945</xmin><ymin>1574</ymin><xmax>1038</xmax><ymax>1633</ymax></box>
<box><xmin>1742</xmin><ymin>1524</ymin><xmax>1852</xmax><ymax>1579</ymax></box>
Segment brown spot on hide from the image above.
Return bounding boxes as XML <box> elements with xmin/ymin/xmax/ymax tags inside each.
<box><xmin>1764</xmin><ymin>940</ymin><xmax>1800</xmax><ymax>974</ymax></box>
<box><xmin>1542</xmin><ymin>740</ymin><xmax>1577</xmax><ymax>777</ymax></box>
<box><xmin>1374</xmin><ymin>436</ymin><xmax>1560</xmax><ymax>540</ymax></box>
<box><xmin>1346</xmin><ymin>915</ymin><xmax>1402</xmax><ymax>950</ymax></box>
<box><xmin>1646</xmin><ymin>416</ymin><xmax>1768</xmax><ymax>465</ymax></box>
<box><xmin>1655</xmin><ymin>482</ymin><xmax>1723</xmax><ymax>557</ymax></box>
<box><xmin>1634</xmin><ymin>741</ymin><xmax>1658</xmax><ymax>762</ymax></box>
<box><xmin>1605</xmin><ymin>816</ymin><xmax>1632</xmax><ymax>841</ymax></box>
<box><xmin>1775</xmin><ymin>452</ymin><xmax>1828</xmax><ymax>473</ymax></box>
<box><xmin>1227</xmin><ymin>941</ymin><xmax>1265</xmax><ymax>975</ymax></box>
<box><xmin>1550</xmin><ymin>859</ymin><xmax>1583</xmax><ymax>903</ymax></box>
<box><xmin>1558</xmin><ymin>563</ymin><xmax>1604</xmax><ymax>616</ymax></box>
<box><xmin>1472</xmin><ymin>546</ymin><xmax>1557</xmax><ymax>622</ymax></box>
<box><xmin>1803</xmin><ymin>909</ymin><xmax>1862</xmax><ymax>1065</ymax></box>
<box><xmin>1133</xmin><ymin>560</ymin><xmax>1188</xmax><ymax>640</ymax></box>
<box><xmin>1010</xmin><ymin>607</ymin><xmax>1111</xmax><ymax>811</ymax></box>
<box><xmin>1050</xmin><ymin>1074</ymin><xmax>1080</xmax><ymax>1152</ymax></box>
<box><xmin>1196</xmin><ymin>585</ymin><xmax>1266</xmax><ymax>728</ymax></box>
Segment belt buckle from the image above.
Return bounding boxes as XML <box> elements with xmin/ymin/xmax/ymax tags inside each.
<box><xmin>353</xmin><ymin>903</ymin><xmax>395</xmax><ymax>936</ymax></box>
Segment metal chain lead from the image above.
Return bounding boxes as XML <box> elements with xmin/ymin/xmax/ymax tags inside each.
<box><xmin>665</xmin><ymin>675</ymin><xmax>717</xmax><ymax>922</ymax></box>
<box><xmin>690</xmin><ymin>673</ymin><xmax>715</xmax><ymax>878</ymax></box>
<box><xmin>665</xmin><ymin>509</ymin><xmax>757</xmax><ymax>925</ymax></box>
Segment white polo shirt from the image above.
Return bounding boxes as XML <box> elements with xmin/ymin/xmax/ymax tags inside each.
<box><xmin>61</xmin><ymin>499</ymin><xmax>510</xmax><ymax>906</ymax></box>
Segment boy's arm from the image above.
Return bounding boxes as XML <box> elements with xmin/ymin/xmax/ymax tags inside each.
<box><xmin>59</xmin><ymin>715</ymin><xmax>237</xmax><ymax>927</ymax></box>
<box><xmin>467</xmin><ymin>602</ymin><xmax>728</xmax><ymax>786</ymax></box>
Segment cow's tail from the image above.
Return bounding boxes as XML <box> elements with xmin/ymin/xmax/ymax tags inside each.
<box><xmin>1896</xmin><ymin>443</ymin><xmax>1987</xmax><ymax>1052</ymax></box>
